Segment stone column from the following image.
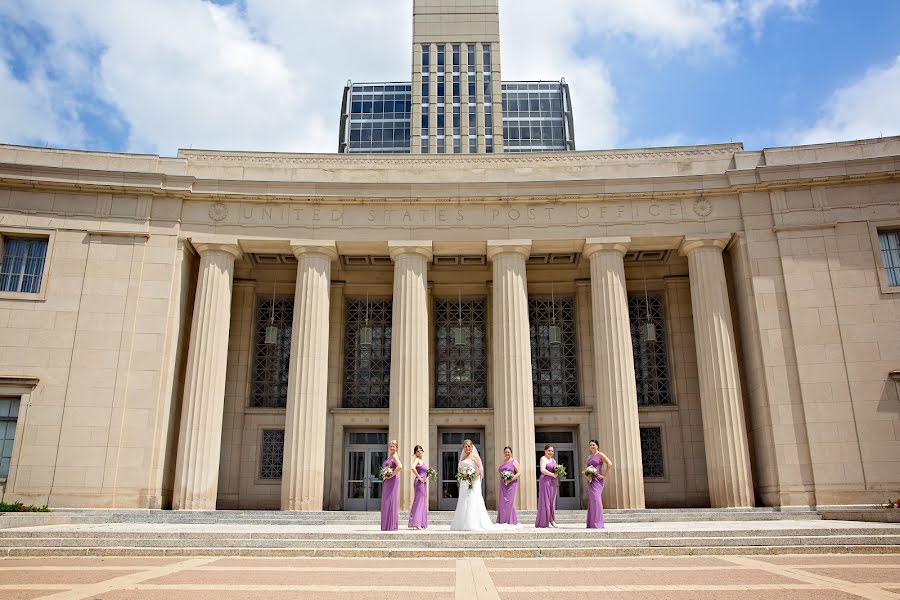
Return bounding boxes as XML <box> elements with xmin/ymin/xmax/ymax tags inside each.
<box><xmin>281</xmin><ymin>241</ymin><xmax>338</xmax><ymax>511</ymax></box>
<box><xmin>487</xmin><ymin>240</ymin><xmax>537</xmax><ymax>511</ymax></box>
<box><xmin>388</xmin><ymin>241</ymin><xmax>432</xmax><ymax>509</ymax></box>
<box><xmin>679</xmin><ymin>234</ymin><xmax>754</xmax><ymax>508</ymax></box>
<box><xmin>173</xmin><ymin>241</ymin><xmax>242</xmax><ymax>510</ymax></box>
<box><xmin>583</xmin><ymin>238</ymin><xmax>646</xmax><ymax>509</ymax></box>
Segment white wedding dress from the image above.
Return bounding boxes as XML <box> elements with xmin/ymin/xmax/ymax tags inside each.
<box><xmin>450</xmin><ymin>455</ymin><xmax>496</xmax><ymax>531</ymax></box>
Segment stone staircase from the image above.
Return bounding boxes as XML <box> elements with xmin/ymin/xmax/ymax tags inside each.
<box><xmin>1</xmin><ymin>508</ymin><xmax>898</xmax><ymax>558</ymax></box>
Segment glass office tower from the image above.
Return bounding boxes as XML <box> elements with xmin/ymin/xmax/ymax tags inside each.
<box><xmin>338</xmin><ymin>0</ymin><xmax>575</xmax><ymax>154</ymax></box>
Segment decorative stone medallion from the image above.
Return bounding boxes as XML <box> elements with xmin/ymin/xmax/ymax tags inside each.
<box><xmin>209</xmin><ymin>202</ymin><xmax>228</xmax><ymax>222</ymax></box>
<box><xmin>692</xmin><ymin>199</ymin><xmax>712</xmax><ymax>218</ymax></box>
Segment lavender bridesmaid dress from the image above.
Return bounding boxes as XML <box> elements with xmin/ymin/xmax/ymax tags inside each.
<box><xmin>534</xmin><ymin>458</ymin><xmax>557</xmax><ymax>528</ymax></box>
<box><xmin>407</xmin><ymin>462</ymin><xmax>429</xmax><ymax>529</ymax></box>
<box><xmin>585</xmin><ymin>453</ymin><xmax>605</xmax><ymax>529</ymax></box>
<box><xmin>380</xmin><ymin>456</ymin><xmax>399</xmax><ymax>531</ymax></box>
<box><xmin>496</xmin><ymin>459</ymin><xmax>518</xmax><ymax>525</ymax></box>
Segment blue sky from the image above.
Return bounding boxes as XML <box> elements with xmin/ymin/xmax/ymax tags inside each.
<box><xmin>0</xmin><ymin>0</ymin><xmax>898</xmax><ymax>156</ymax></box>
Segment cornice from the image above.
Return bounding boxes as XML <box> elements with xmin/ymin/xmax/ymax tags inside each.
<box><xmin>0</xmin><ymin>158</ymin><xmax>897</xmax><ymax>207</ymax></box>
<box><xmin>179</xmin><ymin>144</ymin><xmax>743</xmax><ymax>168</ymax></box>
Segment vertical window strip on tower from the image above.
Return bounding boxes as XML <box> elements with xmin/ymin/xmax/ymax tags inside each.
<box><xmin>343</xmin><ymin>298</ymin><xmax>393</xmax><ymax>408</ymax></box>
<box><xmin>529</xmin><ymin>296</ymin><xmax>580</xmax><ymax>407</ymax></box>
<box><xmin>640</xmin><ymin>427</ymin><xmax>665</xmax><ymax>478</ymax></box>
<box><xmin>0</xmin><ymin>397</ymin><xmax>20</xmax><ymax>478</ymax></box>
<box><xmin>421</xmin><ymin>44</ymin><xmax>430</xmax><ymax>153</ymax></box>
<box><xmin>0</xmin><ymin>237</ymin><xmax>48</xmax><ymax>294</ymax></box>
<box><xmin>467</xmin><ymin>44</ymin><xmax>476</xmax><ymax>152</ymax></box>
<box><xmin>880</xmin><ymin>230</ymin><xmax>900</xmax><ymax>286</ymax></box>
<box><xmin>251</xmin><ymin>297</ymin><xmax>293</xmax><ymax>408</ymax></box>
<box><xmin>628</xmin><ymin>293</ymin><xmax>673</xmax><ymax>406</ymax></box>
<box><xmin>435</xmin><ymin>298</ymin><xmax>487</xmax><ymax>408</ymax></box>
<box><xmin>259</xmin><ymin>429</ymin><xmax>285</xmax><ymax>480</ymax></box>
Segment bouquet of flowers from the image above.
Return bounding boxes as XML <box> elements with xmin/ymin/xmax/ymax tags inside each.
<box><xmin>379</xmin><ymin>465</ymin><xmax>394</xmax><ymax>481</ymax></box>
<box><xmin>583</xmin><ymin>465</ymin><xmax>599</xmax><ymax>479</ymax></box>
<box><xmin>553</xmin><ymin>464</ymin><xmax>567</xmax><ymax>479</ymax></box>
<box><xmin>456</xmin><ymin>465</ymin><xmax>478</xmax><ymax>490</ymax></box>
<box><xmin>426</xmin><ymin>467</ymin><xmax>437</xmax><ymax>481</ymax></box>
<box><xmin>499</xmin><ymin>470</ymin><xmax>515</xmax><ymax>482</ymax></box>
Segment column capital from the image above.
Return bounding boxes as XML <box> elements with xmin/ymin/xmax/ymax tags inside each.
<box><xmin>290</xmin><ymin>240</ymin><xmax>338</xmax><ymax>262</ymax></box>
<box><xmin>190</xmin><ymin>239</ymin><xmax>242</xmax><ymax>260</ymax></box>
<box><xmin>486</xmin><ymin>239</ymin><xmax>531</xmax><ymax>261</ymax></box>
<box><xmin>388</xmin><ymin>241</ymin><xmax>433</xmax><ymax>262</ymax></box>
<box><xmin>583</xmin><ymin>237</ymin><xmax>631</xmax><ymax>259</ymax></box>
<box><xmin>678</xmin><ymin>234</ymin><xmax>732</xmax><ymax>257</ymax></box>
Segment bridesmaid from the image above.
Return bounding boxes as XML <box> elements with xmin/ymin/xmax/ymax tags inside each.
<box><xmin>585</xmin><ymin>439</ymin><xmax>613</xmax><ymax>529</ymax></box>
<box><xmin>380</xmin><ymin>439</ymin><xmax>402</xmax><ymax>531</ymax></box>
<box><xmin>407</xmin><ymin>444</ymin><xmax>429</xmax><ymax>529</ymax></box>
<box><xmin>535</xmin><ymin>444</ymin><xmax>558</xmax><ymax>528</ymax></box>
<box><xmin>496</xmin><ymin>445</ymin><xmax>520</xmax><ymax>525</ymax></box>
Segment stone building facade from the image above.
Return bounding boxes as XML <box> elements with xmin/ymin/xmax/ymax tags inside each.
<box><xmin>0</xmin><ymin>138</ymin><xmax>898</xmax><ymax>512</ymax></box>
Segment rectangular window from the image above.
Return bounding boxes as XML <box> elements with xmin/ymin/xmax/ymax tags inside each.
<box><xmin>529</xmin><ymin>296</ymin><xmax>580</xmax><ymax>407</ymax></box>
<box><xmin>628</xmin><ymin>293</ymin><xmax>673</xmax><ymax>406</ymax></box>
<box><xmin>343</xmin><ymin>298</ymin><xmax>392</xmax><ymax>408</ymax></box>
<box><xmin>421</xmin><ymin>45</ymin><xmax>430</xmax><ymax>71</ymax></box>
<box><xmin>0</xmin><ymin>397</ymin><xmax>20</xmax><ymax>478</ymax></box>
<box><xmin>482</xmin><ymin>44</ymin><xmax>492</xmax><ymax>69</ymax></box>
<box><xmin>251</xmin><ymin>297</ymin><xmax>293</xmax><ymax>408</ymax></box>
<box><xmin>435</xmin><ymin>298</ymin><xmax>487</xmax><ymax>408</ymax></box>
<box><xmin>0</xmin><ymin>237</ymin><xmax>48</xmax><ymax>294</ymax></box>
<box><xmin>640</xmin><ymin>427</ymin><xmax>665</xmax><ymax>479</ymax></box>
<box><xmin>880</xmin><ymin>230</ymin><xmax>900</xmax><ymax>286</ymax></box>
<box><xmin>259</xmin><ymin>429</ymin><xmax>284</xmax><ymax>480</ymax></box>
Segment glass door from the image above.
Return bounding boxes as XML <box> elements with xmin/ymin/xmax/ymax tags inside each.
<box><xmin>535</xmin><ymin>430</ymin><xmax>580</xmax><ymax>510</ymax></box>
<box><xmin>343</xmin><ymin>431</ymin><xmax>388</xmax><ymax>511</ymax></box>
<box><xmin>438</xmin><ymin>430</ymin><xmax>484</xmax><ymax>510</ymax></box>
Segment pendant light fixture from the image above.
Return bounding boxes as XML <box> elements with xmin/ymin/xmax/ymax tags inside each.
<box><xmin>640</xmin><ymin>262</ymin><xmax>657</xmax><ymax>342</ymax></box>
<box><xmin>359</xmin><ymin>292</ymin><xmax>373</xmax><ymax>347</ymax></box>
<box><xmin>264</xmin><ymin>266</ymin><xmax>278</xmax><ymax>345</ymax></box>
<box><xmin>549</xmin><ymin>281</ymin><xmax>561</xmax><ymax>346</ymax></box>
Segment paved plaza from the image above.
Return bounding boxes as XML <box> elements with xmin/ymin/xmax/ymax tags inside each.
<box><xmin>0</xmin><ymin>554</ymin><xmax>899</xmax><ymax>600</ymax></box>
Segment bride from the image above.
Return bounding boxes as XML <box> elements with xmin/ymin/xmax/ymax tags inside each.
<box><xmin>450</xmin><ymin>439</ymin><xmax>498</xmax><ymax>531</ymax></box>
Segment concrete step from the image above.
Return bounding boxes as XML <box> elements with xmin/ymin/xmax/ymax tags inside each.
<box><xmin>1</xmin><ymin>526</ymin><xmax>894</xmax><ymax>540</ymax></box>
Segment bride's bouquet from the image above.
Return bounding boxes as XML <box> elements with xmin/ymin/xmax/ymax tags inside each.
<box><xmin>426</xmin><ymin>467</ymin><xmax>437</xmax><ymax>480</ymax></box>
<box><xmin>379</xmin><ymin>465</ymin><xmax>394</xmax><ymax>480</ymax></box>
<box><xmin>456</xmin><ymin>465</ymin><xmax>478</xmax><ymax>490</ymax></box>
<box><xmin>583</xmin><ymin>465</ymin><xmax>599</xmax><ymax>479</ymax></box>
<box><xmin>499</xmin><ymin>470</ymin><xmax>515</xmax><ymax>483</ymax></box>
<box><xmin>553</xmin><ymin>464</ymin><xmax>567</xmax><ymax>479</ymax></box>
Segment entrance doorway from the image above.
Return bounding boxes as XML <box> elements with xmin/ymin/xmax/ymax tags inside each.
<box><xmin>343</xmin><ymin>431</ymin><xmax>388</xmax><ymax>511</ymax></box>
<box><xmin>438</xmin><ymin>429</ymin><xmax>484</xmax><ymax>510</ymax></box>
<box><xmin>535</xmin><ymin>430</ymin><xmax>580</xmax><ymax>509</ymax></box>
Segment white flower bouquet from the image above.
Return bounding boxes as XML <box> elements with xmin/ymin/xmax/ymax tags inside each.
<box><xmin>583</xmin><ymin>465</ymin><xmax>599</xmax><ymax>479</ymax></box>
<box><xmin>499</xmin><ymin>470</ymin><xmax>515</xmax><ymax>482</ymax></box>
<box><xmin>456</xmin><ymin>465</ymin><xmax>477</xmax><ymax>490</ymax></box>
<box><xmin>379</xmin><ymin>465</ymin><xmax>394</xmax><ymax>480</ymax></box>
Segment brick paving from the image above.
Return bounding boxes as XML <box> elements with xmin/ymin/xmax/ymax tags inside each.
<box><xmin>0</xmin><ymin>555</ymin><xmax>897</xmax><ymax>600</ymax></box>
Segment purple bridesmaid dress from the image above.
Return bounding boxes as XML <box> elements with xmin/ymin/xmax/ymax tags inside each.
<box><xmin>535</xmin><ymin>458</ymin><xmax>557</xmax><ymax>528</ymax></box>
<box><xmin>380</xmin><ymin>456</ymin><xmax>399</xmax><ymax>531</ymax></box>
<box><xmin>585</xmin><ymin>453</ymin><xmax>605</xmax><ymax>529</ymax></box>
<box><xmin>407</xmin><ymin>462</ymin><xmax>429</xmax><ymax>529</ymax></box>
<box><xmin>496</xmin><ymin>459</ymin><xmax>518</xmax><ymax>525</ymax></box>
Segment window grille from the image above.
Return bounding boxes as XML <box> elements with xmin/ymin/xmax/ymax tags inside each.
<box><xmin>879</xmin><ymin>230</ymin><xmax>900</xmax><ymax>286</ymax></box>
<box><xmin>259</xmin><ymin>429</ymin><xmax>284</xmax><ymax>480</ymax></box>
<box><xmin>0</xmin><ymin>398</ymin><xmax>20</xmax><ymax>478</ymax></box>
<box><xmin>640</xmin><ymin>427</ymin><xmax>665</xmax><ymax>478</ymax></box>
<box><xmin>250</xmin><ymin>297</ymin><xmax>293</xmax><ymax>408</ymax></box>
<box><xmin>0</xmin><ymin>237</ymin><xmax>48</xmax><ymax>294</ymax></box>
<box><xmin>343</xmin><ymin>298</ymin><xmax>392</xmax><ymax>408</ymax></box>
<box><xmin>435</xmin><ymin>298</ymin><xmax>487</xmax><ymax>408</ymax></box>
<box><xmin>628</xmin><ymin>293</ymin><xmax>673</xmax><ymax>406</ymax></box>
<box><xmin>529</xmin><ymin>296</ymin><xmax>580</xmax><ymax>407</ymax></box>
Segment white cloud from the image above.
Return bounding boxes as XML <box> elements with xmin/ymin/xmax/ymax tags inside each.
<box><xmin>791</xmin><ymin>55</ymin><xmax>900</xmax><ymax>145</ymax></box>
<box><xmin>0</xmin><ymin>0</ymin><xmax>820</xmax><ymax>155</ymax></box>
